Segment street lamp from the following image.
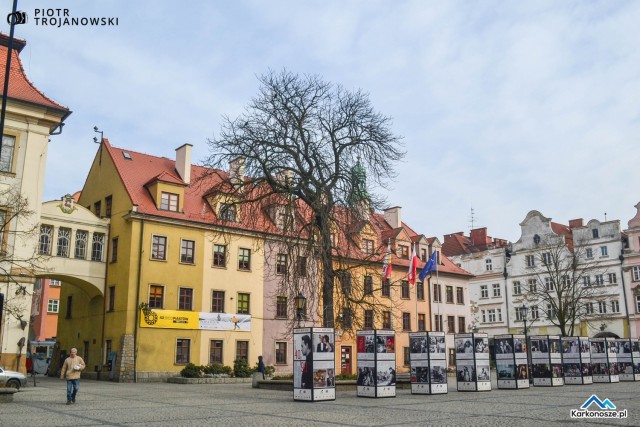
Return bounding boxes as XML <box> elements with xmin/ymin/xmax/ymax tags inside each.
<box><xmin>294</xmin><ymin>293</ymin><xmax>306</xmax><ymax>327</ymax></box>
<box><xmin>519</xmin><ymin>304</ymin><xmax>531</xmax><ymax>384</ymax></box>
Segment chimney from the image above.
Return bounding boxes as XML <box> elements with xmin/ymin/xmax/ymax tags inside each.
<box><xmin>384</xmin><ymin>206</ymin><xmax>402</xmax><ymax>229</ymax></box>
<box><xmin>229</xmin><ymin>157</ymin><xmax>245</xmax><ymax>186</ymax></box>
<box><xmin>175</xmin><ymin>143</ymin><xmax>192</xmax><ymax>184</ymax></box>
<box><xmin>470</xmin><ymin>228</ymin><xmax>488</xmax><ymax>246</ymax></box>
<box><xmin>569</xmin><ymin>218</ymin><xmax>584</xmax><ymax>228</ymax></box>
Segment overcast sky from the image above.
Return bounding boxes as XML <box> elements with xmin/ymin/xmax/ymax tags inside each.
<box><xmin>5</xmin><ymin>0</ymin><xmax>640</xmax><ymax>243</ymax></box>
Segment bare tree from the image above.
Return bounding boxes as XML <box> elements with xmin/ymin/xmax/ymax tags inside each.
<box><xmin>520</xmin><ymin>236</ymin><xmax>606</xmax><ymax>336</ymax></box>
<box><xmin>202</xmin><ymin>69</ymin><xmax>404</xmax><ymax>329</ymax></box>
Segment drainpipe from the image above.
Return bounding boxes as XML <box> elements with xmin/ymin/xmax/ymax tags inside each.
<box><xmin>99</xmin><ymin>219</ymin><xmax>111</xmax><ymax>380</ymax></box>
<box><xmin>619</xmin><ymin>252</ymin><xmax>631</xmax><ymax>338</ymax></box>
<box><xmin>133</xmin><ymin>218</ymin><xmax>144</xmax><ymax>383</ymax></box>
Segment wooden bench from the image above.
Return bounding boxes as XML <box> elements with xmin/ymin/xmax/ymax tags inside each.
<box><xmin>0</xmin><ymin>388</ymin><xmax>18</xmax><ymax>403</ymax></box>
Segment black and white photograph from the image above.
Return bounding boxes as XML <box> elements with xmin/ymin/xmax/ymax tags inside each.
<box><xmin>357</xmin><ymin>363</ymin><xmax>376</xmax><ymax>386</ymax></box>
<box><xmin>563</xmin><ymin>363</ymin><xmax>581</xmax><ymax>377</ymax></box>
<box><xmin>412</xmin><ymin>366</ymin><xmax>430</xmax><ymax>384</ymax></box>
<box><xmin>431</xmin><ymin>335</ymin><xmax>446</xmax><ymax>353</ymax></box>
<box><xmin>457</xmin><ymin>363</ymin><xmax>476</xmax><ymax>382</ymax></box>
<box><xmin>430</xmin><ymin>364</ymin><xmax>448</xmax><ymax>384</ymax></box>
<box><xmin>633</xmin><ymin>341</ymin><xmax>640</xmax><ymax>354</ymax></box>
<box><xmin>582</xmin><ymin>363</ymin><xmax>593</xmax><ymax>376</ymax></box>
<box><xmin>495</xmin><ymin>338</ymin><xmax>514</xmax><ymax>354</ymax></box>
<box><xmin>497</xmin><ymin>363</ymin><xmax>515</xmax><ymax>380</ymax></box>
<box><xmin>410</xmin><ymin>335</ymin><xmax>428</xmax><ymax>354</ymax></box>
<box><xmin>551</xmin><ymin>364</ymin><xmax>563</xmax><ymax>378</ymax></box>
<box><xmin>475</xmin><ymin>337</ymin><xmax>489</xmax><ymax>354</ymax></box>
<box><xmin>514</xmin><ymin>338</ymin><xmax>525</xmax><ymax>353</ymax></box>
<box><xmin>376</xmin><ymin>361</ymin><xmax>397</xmax><ymax>386</ymax></box>
<box><xmin>533</xmin><ymin>363</ymin><xmax>551</xmax><ymax>378</ymax></box>
<box><xmin>455</xmin><ymin>337</ymin><xmax>473</xmax><ymax>354</ymax></box>
<box><xmin>530</xmin><ymin>338</ymin><xmax>549</xmax><ymax>353</ymax></box>
<box><xmin>549</xmin><ymin>338</ymin><xmax>560</xmax><ymax>354</ymax></box>
<box><xmin>314</xmin><ymin>332</ymin><xmax>334</xmax><ymax>353</ymax></box>
<box><xmin>477</xmin><ymin>364</ymin><xmax>491</xmax><ymax>381</ymax></box>
<box><xmin>591</xmin><ymin>341</ymin><xmax>605</xmax><ymax>354</ymax></box>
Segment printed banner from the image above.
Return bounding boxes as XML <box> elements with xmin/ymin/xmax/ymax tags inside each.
<box><xmin>139</xmin><ymin>308</ymin><xmax>251</xmax><ymax>331</ymax></box>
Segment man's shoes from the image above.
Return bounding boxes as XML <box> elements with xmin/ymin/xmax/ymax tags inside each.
<box><xmin>66</xmin><ymin>401</ymin><xmax>72</xmax><ymax>405</ymax></box>
<box><xmin>72</xmin><ymin>398</ymin><xmax>76</xmax><ymax>403</ymax></box>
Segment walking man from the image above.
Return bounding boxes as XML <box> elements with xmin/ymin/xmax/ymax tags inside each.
<box><xmin>60</xmin><ymin>348</ymin><xmax>85</xmax><ymax>404</ymax></box>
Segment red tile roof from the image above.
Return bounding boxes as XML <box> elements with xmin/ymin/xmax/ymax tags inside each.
<box><xmin>0</xmin><ymin>34</ymin><xmax>69</xmax><ymax>112</ymax></box>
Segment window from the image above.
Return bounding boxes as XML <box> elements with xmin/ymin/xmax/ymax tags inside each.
<box><xmin>512</xmin><ymin>281</ymin><xmax>522</xmax><ymax>295</ymax></box>
<box><xmin>362</xmin><ymin>239</ymin><xmax>374</xmax><ymax>255</ymax></box>
<box><xmin>586</xmin><ymin>248</ymin><xmax>593</xmax><ymax>259</ymax></box>
<box><xmin>636</xmin><ymin>295</ymin><xmax>640</xmax><ymax>313</ymax></box>
<box><xmin>542</xmin><ymin>252</ymin><xmax>551</xmax><ymax>265</ymax></box>
<box><xmin>47</xmin><ymin>299</ymin><xmax>59</xmax><ymax>313</ymax></box>
<box><xmin>515</xmin><ymin>307</ymin><xmax>524</xmax><ymax>321</ymax></box>
<box><xmin>236</xmin><ymin>341</ymin><xmax>249</xmax><ymax>362</ymax></box>
<box><xmin>492</xmin><ymin>283</ymin><xmax>501</xmax><ymax>297</ymax></box>
<box><xmin>598</xmin><ymin>301</ymin><xmax>607</xmax><ymax>314</ymax></box>
<box><xmin>38</xmin><ymin>225</ymin><xmax>53</xmax><ymax>255</ymax></box>
<box><xmin>276</xmin><ymin>254</ymin><xmax>288</xmax><ymax>275</ymax></box>
<box><xmin>402</xmin><ymin>312</ymin><xmax>411</xmax><ymax>331</ymax></box>
<box><xmin>105</xmin><ymin>196</ymin><xmax>112</xmax><ymax>218</ymax></box>
<box><xmin>418</xmin><ymin>314</ymin><xmax>426</xmax><ymax>331</ymax></box>
<box><xmin>632</xmin><ymin>266</ymin><xmax>640</xmax><ymax>281</ymax></box>
<box><xmin>433</xmin><ymin>283</ymin><xmax>442</xmax><ymax>302</ymax></box>
<box><xmin>480</xmin><ymin>285</ymin><xmax>488</xmax><ymax>299</ymax></box>
<box><xmin>526</xmin><ymin>255</ymin><xmax>535</xmax><ymax>267</ymax></box>
<box><xmin>608</xmin><ymin>273</ymin><xmax>617</xmax><ymax>284</ymax></box>
<box><xmin>485</xmin><ymin>259</ymin><xmax>492</xmax><ymax>271</ymax></box>
<box><xmin>238</xmin><ymin>248</ymin><xmax>251</xmax><ymax>270</ymax></box>
<box><xmin>445</xmin><ymin>286</ymin><xmax>454</xmax><ymax>303</ymax></box>
<box><xmin>73</xmin><ymin>230</ymin><xmax>87</xmax><ymax>259</ymax></box>
<box><xmin>161</xmin><ymin>192</ymin><xmax>179</xmax><ymax>212</ymax></box>
<box><xmin>398</xmin><ymin>245</ymin><xmax>409</xmax><ymax>259</ymax></box>
<box><xmin>213</xmin><ymin>244</ymin><xmax>226</xmax><ymax>267</ymax></box>
<box><xmin>94</xmin><ymin>201</ymin><xmax>102</xmax><ymax>217</ymax></box>
<box><xmin>421</xmin><ymin>248</ymin><xmax>427</xmax><ymax>262</ymax></box>
<box><xmin>434</xmin><ymin>314</ymin><xmax>443</xmax><ymax>331</ymax></box>
<box><xmin>600</xmin><ymin>246</ymin><xmax>608</xmax><ymax>257</ymax></box>
<box><xmin>481</xmin><ymin>310</ymin><xmax>486</xmax><ymax>323</ymax></box>
<box><xmin>342</xmin><ymin>308</ymin><xmax>353</xmax><ymax>328</ymax></box>
<box><xmin>530</xmin><ymin>305</ymin><xmax>539</xmax><ymax>320</ymax></box>
<box><xmin>417</xmin><ymin>282</ymin><xmax>425</xmax><ymax>300</ymax></box>
<box><xmin>91</xmin><ymin>233</ymin><xmax>105</xmax><ymax>261</ymax></box>
<box><xmin>458</xmin><ymin>317</ymin><xmax>466</xmax><ymax>333</ymax></box>
<box><xmin>592</xmin><ymin>228</ymin><xmax>599</xmax><ymax>238</ymax></box>
<box><xmin>176</xmin><ymin>339</ymin><xmax>190</xmax><ymax>364</ymax></box>
<box><xmin>276</xmin><ymin>296</ymin><xmax>287</xmax><ymax>318</ymax></box>
<box><xmin>330</xmin><ymin>233</ymin><xmax>337</xmax><ymax>247</ymax></box>
<box><xmin>151</xmin><ymin>235</ymin><xmax>167</xmax><ymax>260</ymax></box>
<box><xmin>275</xmin><ymin>342</ymin><xmax>287</xmax><ymax>365</ymax></box>
<box><xmin>456</xmin><ymin>287</ymin><xmax>464</xmax><ymax>304</ymax></box>
<box><xmin>297</xmin><ymin>256</ymin><xmax>307</xmax><ymax>277</ymax></box>
<box><xmin>210</xmin><ymin>340</ymin><xmax>223</xmax><ymax>364</ymax></box>
<box><xmin>219</xmin><ymin>203</ymin><xmax>236</xmax><ymax>221</ymax></box>
<box><xmin>66</xmin><ymin>295</ymin><xmax>73</xmax><ymax>319</ymax></box>
<box><xmin>180</xmin><ymin>239</ymin><xmax>195</xmax><ymax>264</ymax></box>
<box><xmin>50</xmin><ymin>280</ymin><xmax>61</xmax><ymax>287</ymax></box>
<box><xmin>56</xmin><ymin>228</ymin><xmax>71</xmax><ymax>257</ymax></box>
<box><xmin>447</xmin><ymin>315</ymin><xmax>455</xmax><ymax>333</ymax></box>
<box><xmin>364</xmin><ymin>309</ymin><xmax>374</xmax><ymax>329</ymax></box>
<box><xmin>547</xmin><ymin>304</ymin><xmax>556</xmax><ymax>319</ymax></box>
<box><xmin>611</xmin><ymin>300</ymin><xmax>620</xmax><ymax>313</ymax></box>
<box><xmin>403</xmin><ymin>347</ymin><xmax>410</xmax><ymax>367</ymax></box>
<box><xmin>586</xmin><ymin>303</ymin><xmax>594</xmax><ymax>315</ymax></box>
<box><xmin>211</xmin><ymin>291</ymin><xmax>225</xmax><ymax>312</ymax></box>
<box><xmin>111</xmin><ymin>237</ymin><xmax>119</xmax><ymax>262</ymax></box>
<box><xmin>237</xmin><ymin>293</ymin><xmax>250</xmax><ymax>314</ymax></box>
<box><xmin>401</xmin><ymin>281</ymin><xmax>410</xmax><ymax>299</ymax></box>
<box><xmin>149</xmin><ymin>285</ymin><xmax>164</xmax><ymax>308</ymax></box>
<box><xmin>595</xmin><ymin>274</ymin><xmax>604</xmax><ymax>285</ymax></box>
<box><xmin>364</xmin><ymin>276</ymin><xmax>373</xmax><ymax>296</ymax></box>
<box><xmin>533</xmin><ymin>234</ymin><xmax>541</xmax><ymax>245</ymax></box>
<box><xmin>382</xmin><ymin>311</ymin><xmax>391</xmax><ymax>329</ymax></box>
<box><xmin>179</xmin><ymin>288</ymin><xmax>193</xmax><ymax>310</ymax></box>
<box><xmin>488</xmin><ymin>309</ymin><xmax>497</xmax><ymax>323</ymax></box>
<box><xmin>338</xmin><ymin>272</ymin><xmax>352</xmax><ymax>295</ymax></box>
<box><xmin>528</xmin><ymin>279</ymin><xmax>537</xmax><ymax>293</ymax></box>
<box><xmin>545</xmin><ymin>277</ymin><xmax>553</xmax><ymax>291</ymax></box>
<box><xmin>583</xmin><ymin>276</ymin><xmax>591</xmax><ymax>286</ymax></box>
<box><xmin>108</xmin><ymin>286</ymin><xmax>115</xmax><ymax>312</ymax></box>
<box><xmin>382</xmin><ymin>279</ymin><xmax>391</xmax><ymax>297</ymax></box>
<box><xmin>0</xmin><ymin>134</ymin><xmax>15</xmax><ymax>172</ymax></box>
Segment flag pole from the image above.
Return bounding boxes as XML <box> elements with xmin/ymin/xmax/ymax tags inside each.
<box><xmin>415</xmin><ymin>243</ymin><xmax>419</xmax><ymax>331</ymax></box>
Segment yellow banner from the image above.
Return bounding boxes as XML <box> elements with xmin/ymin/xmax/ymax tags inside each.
<box><xmin>139</xmin><ymin>308</ymin><xmax>200</xmax><ymax>329</ymax></box>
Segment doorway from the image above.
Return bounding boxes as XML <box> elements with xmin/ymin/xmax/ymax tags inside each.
<box><xmin>341</xmin><ymin>346</ymin><xmax>352</xmax><ymax>375</ymax></box>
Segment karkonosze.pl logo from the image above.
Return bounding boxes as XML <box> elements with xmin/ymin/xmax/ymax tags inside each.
<box><xmin>571</xmin><ymin>394</ymin><xmax>628</xmax><ymax>419</ymax></box>
<box><xmin>6</xmin><ymin>9</ymin><xmax>118</xmax><ymax>27</ymax></box>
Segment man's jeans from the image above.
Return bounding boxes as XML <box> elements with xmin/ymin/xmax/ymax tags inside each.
<box><xmin>66</xmin><ymin>379</ymin><xmax>79</xmax><ymax>401</ymax></box>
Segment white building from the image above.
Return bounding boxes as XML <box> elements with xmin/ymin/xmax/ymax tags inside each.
<box><xmin>622</xmin><ymin>202</ymin><xmax>640</xmax><ymax>338</ymax></box>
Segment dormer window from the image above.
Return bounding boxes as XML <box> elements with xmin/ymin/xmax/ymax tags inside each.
<box><xmin>398</xmin><ymin>245</ymin><xmax>409</xmax><ymax>259</ymax></box>
<box><xmin>362</xmin><ymin>239</ymin><xmax>374</xmax><ymax>255</ymax></box>
<box><xmin>533</xmin><ymin>234</ymin><xmax>540</xmax><ymax>245</ymax></box>
<box><xmin>161</xmin><ymin>192</ymin><xmax>179</xmax><ymax>212</ymax></box>
<box><xmin>592</xmin><ymin>229</ymin><xmax>599</xmax><ymax>239</ymax></box>
<box><xmin>219</xmin><ymin>203</ymin><xmax>237</xmax><ymax>222</ymax></box>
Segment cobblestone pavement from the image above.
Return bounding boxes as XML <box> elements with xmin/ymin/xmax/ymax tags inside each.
<box><xmin>1</xmin><ymin>376</ymin><xmax>638</xmax><ymax>426</ymax></box>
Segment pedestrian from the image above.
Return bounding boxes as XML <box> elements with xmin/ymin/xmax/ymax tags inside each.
<box><xmin>60</xmin><ymin>347</ymin><xmax>85</xmax><ymax>405</ymax></box>
<box><xmin>257</xmin><ymin>355</ymin><xmax>266</xmax><ymax>380</ymax></box>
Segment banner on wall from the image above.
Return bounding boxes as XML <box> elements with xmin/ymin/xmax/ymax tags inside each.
<box><xmin>139</xmin><ymin>308</ymin><xmax>251</xmax><ymax>331</ymax></box>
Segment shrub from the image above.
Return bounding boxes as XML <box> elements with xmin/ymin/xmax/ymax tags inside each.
<box><xmin>180</xmin><ymin>363</ymin><xmax>201</xmax><ymax>378</ymax></box>
<box><xmin>233</xmin><ymin>358</ymin><xmax>254</xmax><ymax>378</ymax></box>
<box><xmin>336</xmin><ymin>373</ymin><xmax>357</xmax><ymax>380</ymax></box>
<box><xmin>271</xmin><ymin>374</ymin><xmax>293</xmax><ymax>380</ymax></box>
<box><xmin>203</xmin><ymin>364</ymin><xmax>232</xmax><ymax>376</ymax></box>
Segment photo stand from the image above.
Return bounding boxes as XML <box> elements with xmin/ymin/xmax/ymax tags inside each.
<box><xmin>561</xmin><ymin>336</ymin><xmax>592</xmax><ymax>385</ymax></box>
<box><xmin>614</xmin><ymin>338</ymin><xmax>640</xmax><ymax>381</ymax></box>
<box><xmin>495</xmin><ymin>334</ymin><xmax>529</xmax><ymax>389</ymax></box>
<box><xmin>530</xmin><ymin>335</ymin><xmax>563</xmax><ymax>386</ymax></box>
<box><xmin>293</xmin><ymin>327</ymin><xmax>336</xmax><ymax>402</ymax></box>
<box><xmin>455</xmin><ymin>333</ymin><xmax>491</xmax><ymax>391</ymax></box>
<box><xmin>409</xmin><ymin>331</ymin><xmax>447</xmax><ymax>394</ymax></box>
<box><xmin>591</xmin><ymin>337</ymin><xmax>619</xmax><ymax>383</ymax></box>
<box><xmin>356</xmin><ymin>330</ymin><xmax>396</xmax><ymax>398</ymax></box>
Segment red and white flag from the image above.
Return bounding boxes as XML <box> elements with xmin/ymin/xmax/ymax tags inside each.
<box><xmin>382</xmin><ymin>240</ymin><xmax>392</xmax><ymax>279</ymax></box>
<box><xmin>407</xmin><ymin>244</ymin><xmax>420</xmax><ymax>284</ymax></box>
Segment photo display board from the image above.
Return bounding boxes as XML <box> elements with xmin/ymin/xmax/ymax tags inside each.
<box><xmin>409</xmin><ymin>331</ymin><xmax>447</xmax><ymax>394</ymax></box>
<box><xmin>455</xmin><ymin>333</ymin><xmax>491</xmax><ymax>391</ymax></box>
<box><xmin>495</xmin><ymin>334</ymin><xmax>529</xmax><ymax>389</ymax></box>
<box><xmin>293</xmin><ymin>327</ymin><xmax>336</xmax><ymax>402</ymax></box>
<box><xmin>614</xmin><ymin>338</ymin><xmax>640</xmax><ymax>381</ymax></box>
<box><xmin>356</xmin><ymin>330</ymin><xmax>396</xmax><ymax>398</ymax></box>
<box><xmin>530</xmin><ymin>335</ymin><xmax>563</xmax><ymax>386</ymax></box>
<box><xmin>561</xmin><ymin>337</ymin><xmax>592</xmax><ymax>385</ymax></box>
<box><xmin>591</xmin><ymin>337</ymin><xmax>619</xmax><ymax>383</ymax></box>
